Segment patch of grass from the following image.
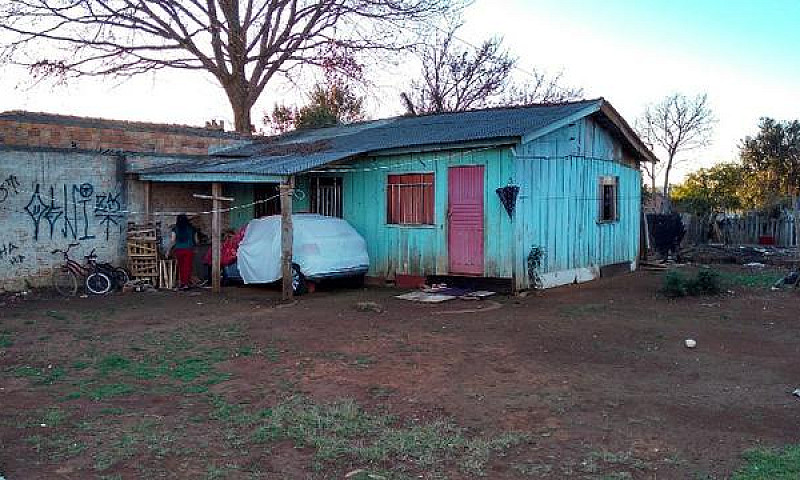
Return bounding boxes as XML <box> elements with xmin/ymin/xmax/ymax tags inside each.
<box><xmin>41</xmin><ymin>406</ymin><xmax>68</xmax><ymax>427</ymax></box>
<box><xmin>98</xmin><ymin>407</ymin><xmax>126</xmax><ymax>416</ymax></box>
<box><xmin>662</xmin><ymin>269</ymin><xmax>723</xmax><ymax>297</ymax></box>
<box><xmin>25</xmin><ymin>433</ymin><xmax>86</xmax><ymax>459</ymax></box>
<box><xmin>72</xmin><ymin>360</ymin><xmax>90</xmax><ymax>370</ymax></box>
<box><xmin>352</xmin><ymin>355</ymin><xmax>375</xmax><ymax>368</ymax></box>
<box><xmin>206</xmin><ymin>463</ymin><xmax>241</xmax><ymax>480</ymax></box>
<box><xmin>94</xmin><ymin>432</ymin><xmax>139</xmax><ymax>471</ymax></box>
<box><xmin>13</xmin><ymin>365</ymin><xmax>66</xmax><ymax>385</ymax></box>
<box><xmin>44</xmin><ymin>368</ymin><xmax>66</xmax><ymax>385</ymax></box>
<box><xmin>13</xmin><ymin>365</ymin><xmax>41</xmax><ymax>378</ymax></box>
<box><xmin>719</xmin><ymin>270</ymin><xmax>783</xmax><ymax>289</ymax></box>
<box><xmin>97</xmin><ymin>354</ymin><xmax>132</xmax><ymax>375</ymax></box>
<box><xmin>732</xmin><ymin>445</ymin><xmax>800</xmax><ymax>479</ymax></box>
<box><xmin>0</xmin><ymin>331</ymin><xmax>13</xmax><ymax>348</ymax></box>
<box><xmin>662</xmin><ymin>271</ymin><xmax>688</xmax><ymax>298</ymax></box>
<box><xmin>87</xmin><ymin>383</ymin><xmax>137</xmax><ymax>401</ymax></box>
<box><xmin>45</xmin><ymin>310</ymin><xmax>68</xmax><ymax>321</ymax></box>
<box><xmin>170</xmin><ymin>357</ymin><xmax>214</xmax><ymax>382</ymax></box>
<box><xmin>264</xmin><ymin>344</ymin><xmax>281</xmax><ymax>363</ymax></box>
<box><xmin>249</xmin><ymin>396</ymin><xmax>527</xmax><ymax>475</ymax></box>
<box><xmin>512</xmin><ymin>461</ymin><xmax>553</xmax><ymax>476</ymax></box>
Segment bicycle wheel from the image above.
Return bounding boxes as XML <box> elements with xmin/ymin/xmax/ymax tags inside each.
<box><xmin>113</xmin><ymin>267</ymin><xmax>131</xmax><ymax>289</ymax></box>
<box><xmin>52</xmin><ymin>267</ymin><xmax>78</xmax><ymax>297</ymax></box>
<box><xmin>86</xmin><ymin>271</ymin><xmax>112</xmax><ymax>295</ymax></box>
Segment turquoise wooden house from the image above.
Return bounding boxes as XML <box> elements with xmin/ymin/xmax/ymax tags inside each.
<box><xmin>137</xmin><ymin>98</ymin><xmax>656</xmax><ymax>290</ymax></box>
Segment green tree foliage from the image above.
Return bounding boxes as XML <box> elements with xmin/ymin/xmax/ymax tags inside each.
<box><xmin>265</xmin><ymin>79</ymin><xmax>365</xmax><ymax>133</ymax></box>
<box><xmin>740</xmin><ymin>118</ymin><xmax>800</xmax><ymax>200</ymax></box>
<box><xmin>296</xmin><ymin>83</ymin><xmax>365</xmax><ymax>129</ymax></box>
<box><xmin>671</xmin><ymin>163</ymin><xmax>746</xmax><ymax>215</ymax></box>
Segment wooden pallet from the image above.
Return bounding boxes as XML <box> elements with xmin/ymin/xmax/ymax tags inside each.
<box><xmin>127</xmin><ymin>222</ymin><xmax>161</xmax><ymax>284</ymax></box>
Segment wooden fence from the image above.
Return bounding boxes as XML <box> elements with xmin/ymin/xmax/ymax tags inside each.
<box><xmin>682</xmin><ymin>212</ymin><xmax>797</xmax><ymax>247</ymax></box>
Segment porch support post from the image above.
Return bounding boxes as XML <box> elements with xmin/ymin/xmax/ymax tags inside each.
<box><xmin>211</xmin><ymin>182</ymin><xmax>222</xmax><ymax>293</ymax></box>
<box><xmin>511</xmin><ymin>210</ymin><xmax>518</xmax><ymax>295</ymax></box>
<box><xmin>144</xmin><ymin>181</ymin><xmax>152</xmax><ymax>221</ymax></box>
<box><xmin>280</xmin><ymin>177</ymin><xmax>295</xmax><ymax>301</ymax></box>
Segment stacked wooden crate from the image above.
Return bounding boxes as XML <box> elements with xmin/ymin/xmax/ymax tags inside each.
<box><xmin>127</xmin><ymin>223</ymin><xmax>160</xmax><ymax>285</ymax></box>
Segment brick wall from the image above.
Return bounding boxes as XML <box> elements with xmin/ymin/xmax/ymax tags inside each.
<box><xmin>0</xmin><ymin>149</ymin><xmax>126</xmax><ymax>291</ymax></box>
<box><xmin>0</xmin><ymin>111</ymin><xmax>243</xmax><ymax>156</ymax></box>
<box><xmin>0</xmin><ymin>112</ymin><xmax>249</xmax><ymax>291</ymax></box>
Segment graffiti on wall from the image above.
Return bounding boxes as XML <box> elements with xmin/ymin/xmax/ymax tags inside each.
<box><xmin>0</xmin><ymin>242</ymin><xmax>25</xmax><ymax>265</ymax></box>
<box><xmin>24</xmin><ymin>182</ymin><xmax>125</xmax><ymax>241</ymax></box>
<box><xmin>95</xmin><ymin>191</ymin><xmax>125</xmax><ymax>240</ymax></box>
<box><xmin>0</xmin><ymin>174</ymin><xmax>20</xmax><ymax>204</ymax></box>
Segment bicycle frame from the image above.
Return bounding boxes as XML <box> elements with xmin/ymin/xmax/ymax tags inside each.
<box><xmin>52</xmin><ymin>243</ymin><xmax>99</xmax><ymax>279</ymax></box>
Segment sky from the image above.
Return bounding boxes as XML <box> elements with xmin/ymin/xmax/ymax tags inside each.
<box><xmin>1</xmin><ymin>0</ymin><xmax>799</xmax><ymax>182</ymax></box>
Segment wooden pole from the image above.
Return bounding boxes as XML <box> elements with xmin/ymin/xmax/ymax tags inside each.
<box><xmin>280</xmin><ymin>178</ymin><xmax>294</xmax><ymax>301</ymax></box>
<box><xmin>511</xmin><ymin>209</ymin><xmax>517</xmax><ymax>295</ymax></box>
<box><xmin>144</xmin><ymin>181</ymin><xmax>151</xmax><ymax>221</ymax></box>
<box><xmin>211</xmin><ymin>182</ymin><xmax>222</xmax><ymax>293</ymax></box>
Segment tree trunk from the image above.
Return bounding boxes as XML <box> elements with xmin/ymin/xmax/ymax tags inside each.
<box><xmin>662</xmin><ymin>156</ymin><xmax>674</xmax><ymax>213</ymax></box>
<box><xmin>230</xmin><ymin>95</ymin><xmax>253</xmax><ymax>134</ymax></box>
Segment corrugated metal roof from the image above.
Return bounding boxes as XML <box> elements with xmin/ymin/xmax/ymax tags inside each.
<box><xmin>137</xmin><ymin>99</ymin><xmax>652</xmax><ymax>178</ymax></box>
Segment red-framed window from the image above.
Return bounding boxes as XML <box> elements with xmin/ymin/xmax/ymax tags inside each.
<box><xmin>387</xmin><ymin>173</ymin><xmax>434</xmax><ymax>225</ymax></box>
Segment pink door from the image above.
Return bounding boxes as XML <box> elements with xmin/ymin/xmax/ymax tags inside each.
<box><xmin>448</xmin><ymin>166</ymin><xmax>484</xmax><ymax>275</ymax></box>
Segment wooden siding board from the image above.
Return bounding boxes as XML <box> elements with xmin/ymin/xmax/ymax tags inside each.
<box><xmin>513</xmin><ymin>124</ymin><xmax>641</xmax><ymax>290</ymax></box>
<box><xmin>331</xmin><ymin>147</ymin><xmax>512</xmax><ymax>279</ymax></box>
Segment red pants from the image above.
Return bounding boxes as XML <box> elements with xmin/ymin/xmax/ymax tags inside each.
<box><xmin>174</xmin><ymin>248</ymin><xmax>194</xmax><ymax>287</ymax></box>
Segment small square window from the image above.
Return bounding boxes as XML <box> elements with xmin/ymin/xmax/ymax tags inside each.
<box><xmin>599</xmin><ymin>176</ymin><xmax>619</xmax><ymax>223</ymax></box>
<box><xmin>387</xmin><ymin>173</ymin><xmax>434</xmax><ymax>225</ymax></box>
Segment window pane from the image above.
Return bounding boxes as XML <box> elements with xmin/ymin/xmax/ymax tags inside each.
<box><xmin>387</xmin><ymin>173</ymin><xmax>434</xmax><ymax>225</ymax></box>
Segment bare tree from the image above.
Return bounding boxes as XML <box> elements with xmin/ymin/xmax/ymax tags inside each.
<box><xmin>402</xmin><ymin>24</ymin><xmax>582</xmax><ymax>115</ymax></box>
<box><xmin>636</xmin><ymin>93</ymin><xmax>715</xmax><ymax>211</ymax></box>
<box><xmin>0</xmin><ymin>0</ymin><xmax>459</xmax><ymax>133</ymax></box>
<box><xmin>502</xmin><ymin>71</ymin><xmax>584</xmax><ymax>106</ymax></box>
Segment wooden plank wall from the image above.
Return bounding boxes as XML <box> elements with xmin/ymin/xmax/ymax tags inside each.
<box><xmin>335</xmin><ymin>147</ymin><xmax>515</xmax><ymax>279</ymax></box>
<box><xmin>513</xmin><ymin>117</ymin><xmax>642</xmax><ymax>290</ymax></box>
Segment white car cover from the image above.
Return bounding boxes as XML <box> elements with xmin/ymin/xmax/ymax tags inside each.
<box><xmin>237</xmin><ymin>214</ymin><xmax>369</xmax><ymax>284</ymax></box>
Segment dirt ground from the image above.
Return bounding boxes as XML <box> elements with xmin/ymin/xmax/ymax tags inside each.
<box><xmin>1</xmin><ymin>267</ymin><xmax>799</xmax><ymax>479</ymax></box>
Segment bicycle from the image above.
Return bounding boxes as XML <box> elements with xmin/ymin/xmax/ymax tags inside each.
<box><xmin>51</xmin><ymin>243</ymin><xmax>113</xmax><ymax>296</ymax></box>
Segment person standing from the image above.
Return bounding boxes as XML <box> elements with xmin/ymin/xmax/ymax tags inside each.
<box><xmin>171</xmin><ymin>214</ymin><xmax>197</xmax><ymax>290</ymax></box>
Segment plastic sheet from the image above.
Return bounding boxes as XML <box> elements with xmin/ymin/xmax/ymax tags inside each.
<box><xmin>237</xmin><ymin>214</ymin><xmax>369</xmax><ymax>284</ymax></box>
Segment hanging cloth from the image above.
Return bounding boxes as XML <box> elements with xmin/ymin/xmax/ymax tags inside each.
<box><xmin>495</xmin><ymin>185</ymin><xmax>519</xmax><ymax>219</ymax></box>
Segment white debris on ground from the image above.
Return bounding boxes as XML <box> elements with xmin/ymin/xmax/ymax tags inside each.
<box><xmin>395</xmin><ymin>291</ymin><xmax>457</xmax><ymax>303</ymax></box>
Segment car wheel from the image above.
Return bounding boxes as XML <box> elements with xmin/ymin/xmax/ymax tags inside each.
<box><xmin>291</xmin><ymin>263</ymin><xmax>307</xmax><ymax>295</ymax></box>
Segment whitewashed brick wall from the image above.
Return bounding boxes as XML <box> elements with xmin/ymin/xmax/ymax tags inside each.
<box><xmin>0</xmin><ymin>149</ymin><xmax>127</xmax><ymax>291</ymax></box>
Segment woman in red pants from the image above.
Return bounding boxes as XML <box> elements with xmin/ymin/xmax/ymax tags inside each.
<box><xmin>171</xmin><ymin>214</ymin><xmax>198</xmax><ymax>290</ymax></box>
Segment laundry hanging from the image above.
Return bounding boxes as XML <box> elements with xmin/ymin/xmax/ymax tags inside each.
<box><xmin>495</xmin><ymin>185</ymin><xmax>519</xmax><ymax>219</ymax></box>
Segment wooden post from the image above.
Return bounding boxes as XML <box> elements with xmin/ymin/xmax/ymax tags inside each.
<box><xmin>211</xmin><ymin>183</ymin><xmax>222</xmax><ymax>293</ymax></box>
<box><xmin>144</xmin><ymin>181</ymin><xmax>151</xmax><ymax>221</ymax></box>
<box><xmin>511</xmin><ymin>209</ymin><xmax>517</xmax><ymax>296</ymax></box>
<box><xmin>280</xmin><ymin>178</ymin><xmax>294</xmax><ymax>301</ymax></box>
<box><xmin>193</xmin><ymin>188</ymin><xmax>233</xmax><ymax>294</ymax></box>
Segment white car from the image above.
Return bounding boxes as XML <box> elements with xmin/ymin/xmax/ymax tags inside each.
<box><xmin>235</xmin><ymin>214</ymin><xmax>369</xmax><ymax>294</ymax></box>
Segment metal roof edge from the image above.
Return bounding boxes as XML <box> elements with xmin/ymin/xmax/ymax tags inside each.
<box><xmin>520</xmin><ymin>100</ymin><xmax>603</xmax><ymax>144</ymax></box>
<box><xmin>138</xmin><ymin>172</ymin><xmax>287</xmax><ymax>183</ymax></box>
<box><xmin>369</xmin><ymin>137</ymin><xmax>520</xmax><ymax>157</ymax></box>
<box><xmin>597</xmin><ymin>101</ymin><xmax>659</xmax><ymax>164</ymax></box>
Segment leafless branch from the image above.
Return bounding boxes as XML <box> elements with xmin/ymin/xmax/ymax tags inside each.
<box><xmin>1</xmin><ymin>0</ymin><xmax>462</xmax><ymax>132</ymax></box>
